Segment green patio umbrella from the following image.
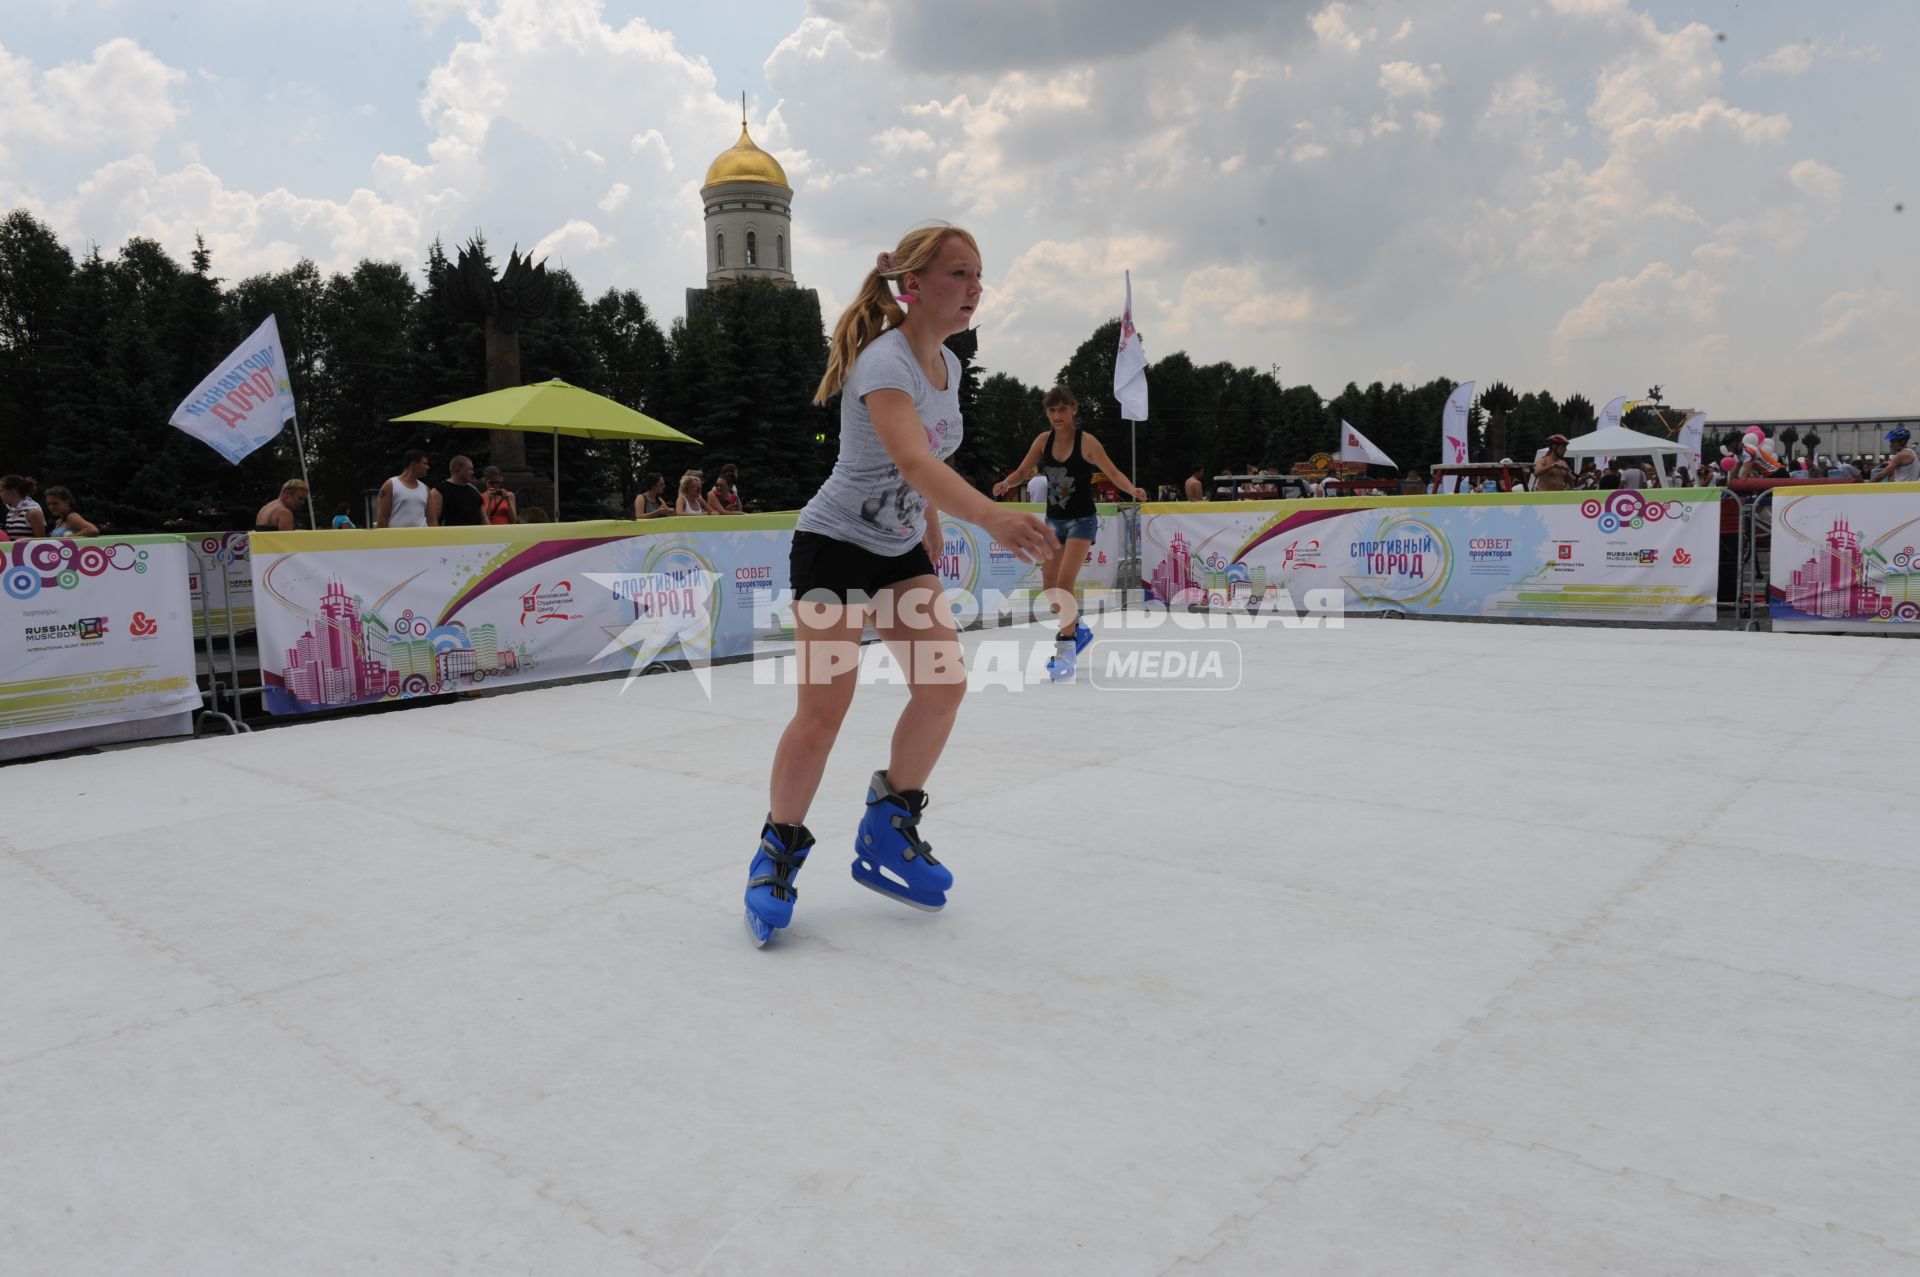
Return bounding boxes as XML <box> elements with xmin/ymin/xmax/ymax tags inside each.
<box><xmin>390</xmin><ymin>379</ymin><xmax>700</xmax><ymax>516</ymax></box>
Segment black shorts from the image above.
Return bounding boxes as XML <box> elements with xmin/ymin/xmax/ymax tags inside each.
<box><xmin>789</xmin><ymin>530</ymin><xmax>937</xmax><ymax>604</ymax></box>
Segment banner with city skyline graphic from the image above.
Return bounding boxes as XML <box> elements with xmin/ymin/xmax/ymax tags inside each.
<box><xmin>1141</xmin><ymin>489</ymin><xmax>1718</xmax><ymax>623</ymax></box>
<box><xmin>248</xmin><ymin>505</ymin><xmax>1119</xmax><ymax>715</ymax></box>
<box><xmin>1769</xmin><ymin>484</ymin><xmax>1920</xmax><ymax>632</ymax></box>
<box><xmin>250</xmin><ymin>517</ymin><xmax>796</xmax><ymax>714</ymax></box>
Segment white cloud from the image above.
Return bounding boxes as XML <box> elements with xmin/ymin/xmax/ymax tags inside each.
<box><xmin>532</xmin><ymin>218</ymin><xmax>611</xmax><ymax>262</ymax></box>
<box><xmin>409</xmin><ymin>0</ymin><xmax>470</xmax><ymax>32</ymax></box>
<box><xmin>1515</xmin><ymin>98</ymin><xmax>1790</xmax><ymax>264</ymax></box>
<box><xmin>55</xmin><ymin>156</ymin><xmax>420</xmax><ymax>278</ymax></box>
<box><xmin>1378</xmin><ymin>60</ymin><xmax>1437</xmax><ymax>99</ymax></box>
<box><xmin>1309</xmin><ymin>3</ymin><xmax>1363</xmax><ymax>52</ymax></box>
<box><xmin>1412</xmin><ymin>110</ymin><xmax>1444</xmax><ymax>139</ymax></box>
<box><xmin>1691</xmin><ymin>241</ymin><xmax>1746</xmax><ymax>263</ymax></box>
<box><xmin>1482</xmin><ymin>11</ymin><xmax>1503</xmax><ymax>24</ymax></box>
<box><xmin>1553</xmin><ymin>261</ymin><xmax>1723</xmax><ymax>343</ymax></box>
<box><xmin>1743</xmin><ymin>44</ymin><xmax>1813</xmax><ymax>77</ymax></box>
<box><xmin>1587</xmin><ymin>22</ymin><xmax>1721</xmax><ymax>136</ymax></box>
<box><xmin>628</xmin><ymin>129</ymin><xmax>674</xmax><ymax>169</ymax></box>
<box><xmin>1787</xmin><ymin>158</ymin><xmax>1843</xmax><ymax>204</ymax></box>
<box><xmin>1803</xmin><ymin>289</ymin><xmax>1894</xmax><ymax>351</ymax></box>
<box><xmin>1163</xmin><ymin>264</ymin><xmax>1321</xmax><ymax>337</ymax></box>
<box><xmin>597</xmin><ymin>182</ymin><xmax>630</xmax><ymax>213</ymax></box>
<box><xmin>0</xmin><ymin>37</ymin><xmax>187</xmax><ymax>149</ymax></box>
<box><xmin>1743</xmin><ymin>39</ymin><xmax>1881</xmax><ymax>78</ymax></box>
<box><xmin>872</xmin><ymin>127</ymin><xmax>936</xmax><ymax>156</ymax></box>
<box><xmin>1479</xmin><ymin>72</ymin><xmax>1567</xmax><ymax>159</ymax></box>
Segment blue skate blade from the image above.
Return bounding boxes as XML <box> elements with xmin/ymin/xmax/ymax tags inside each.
<box><xmin>744</xmin><ymin>907</ymin><xmax>774</xmax><ymax>947</ymax></box>
<box><xmin>850</xmin><ymin>863</ymin><xmax>946</xmax><ymax>912</ymax></box>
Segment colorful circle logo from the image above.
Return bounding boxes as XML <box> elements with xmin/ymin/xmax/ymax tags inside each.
<box><xmin>640</xmin><ymin>542</ymin><xmax>722</xmax><ymax>653</ymax></box>
<box><xmin>936</xmin><ymin>519</ymin><xmax>979</xmax><ymax>593</ymax></box>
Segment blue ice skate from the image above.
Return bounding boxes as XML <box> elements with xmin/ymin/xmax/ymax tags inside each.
<box><xmin>744</xmin><ymin>818</ymin><xmax>815</xmax><ymax>947</ymax></box>
<box><xmin>1072</xmin><ymin>620</ymin><xmax>1094</xmax><ymax>653</ymax></box>
<box><xmin>1046</xmin><ymin>636</ymin><xmax>1078</xmax><ymax>683</ymax></box>
<box><xmin>852</xmin><ymin>771</ymin><xmax>951</xmax><ymax>912</ymax></box>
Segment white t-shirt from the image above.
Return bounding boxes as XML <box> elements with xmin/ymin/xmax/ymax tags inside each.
<box><xmin>1025</xmin><ymin>474</ymin><xmax>1048</xmax><ymax>503</ymax></box>
<box><xmin>797</xmin><ymin>329</ymin><xmax>963</xmax><ymax>555</ymax></box>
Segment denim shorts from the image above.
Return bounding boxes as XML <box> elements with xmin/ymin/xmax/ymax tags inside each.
<box><xmin>1046</xmin><ymin>514</ymin><xmax>1098</xmax><ymax>543</ymax></box>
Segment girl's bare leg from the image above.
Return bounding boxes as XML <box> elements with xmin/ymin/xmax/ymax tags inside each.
<box><xmin>871</xmin><ymin>575</ymin><xmax>966</xmax><ymax>791</ymax></box>
<box><xmin>768</xmin><ymin>598</ymin><xmax>868</xmax><ymax>823</ymax></box>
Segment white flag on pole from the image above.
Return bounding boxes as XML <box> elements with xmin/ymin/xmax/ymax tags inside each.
<box><xmin>168</xmin><ymin>315</ymin><xmax>297</xmax><ymax>464</ymax></box>
<box><xmin>1341</xmin><ymin>421</ymin><xmax>1396</xmax><ymax>468</ymax></box>
<box><xmin>1439</xmin><ymin>381</ymin><xmax>1474</xmax><ymax>492</ymax></box>
<box><xmin>1113</xmin><ymin>271</ymin><xmax>1149</xmax><ymax>421</ymax></box>
<box><xmin>1677</xmin><ymin>411</ymin><xmax>1706</xmax><ymax>472</ymax></box>
<box><xmin>1598</xmin><ymin>395</ymin><xmax>1629</xmax><ymax>431</ymax></box>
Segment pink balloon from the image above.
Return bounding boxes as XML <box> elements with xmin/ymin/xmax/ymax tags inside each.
<box><xmin>1719</xmin><ymin>456</ymin><xmax>1737</xmax><ymax>472</ymax></box>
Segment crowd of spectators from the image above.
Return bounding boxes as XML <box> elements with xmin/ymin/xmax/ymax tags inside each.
<box><xmin>5</xmin><ymin>431</ymin><xmax>1912</xmax><ymax>541</ymax></box>
<box><xmin>0</xmin><ymin>451</ymin><xmax>768</xmax><ymax>542</ymax></box>
<box><xmin>2</xmin><ymin>475</ymin><xmax>107</xmax><ymax>538</ymax></box>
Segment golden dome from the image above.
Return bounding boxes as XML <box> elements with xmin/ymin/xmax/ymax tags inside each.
<box><xmin>703</xmin><ymin>124</ymin><xmax>790</xmax><ymax>191</ymax></box>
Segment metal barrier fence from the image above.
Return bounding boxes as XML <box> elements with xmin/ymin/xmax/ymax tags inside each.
<box><xmin>185</xmin><ymin>539</ymin><xmax>250</xmax><ymax>735</ymax></box>
<box><xmin>1724</xmin><ymin>477</ymin><xmax>1862</xmax><ymax>632</ymax></box>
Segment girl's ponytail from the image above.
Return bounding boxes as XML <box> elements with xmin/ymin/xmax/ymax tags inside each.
<box><xmin>814</xmin><ymin>268</ymin><xmax>905</xmax><ymax>405</ymax></box>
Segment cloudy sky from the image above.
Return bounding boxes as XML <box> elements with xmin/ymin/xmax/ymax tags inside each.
<box><xmin>3</xmin><ymin>0</ymin><xmax>1912</xmax><ymax>417</ymax></box>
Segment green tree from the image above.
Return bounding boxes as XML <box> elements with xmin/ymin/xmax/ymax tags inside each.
<box><xmin>1560</xmin><ymin>394</ymin><xmax>1597</xmax><ymax>433</ymax></box>
<box><xmin>309</xmin><ymin>260</ymin><xmax>419</xmax><ymax>518</ymax></box>
<box><xmin>1478</xmin><ymin>382</ymin><xmax>1519</xmax><ymax>459</ymax></box>
<box><xmin>589</xmin><ymin>286</ymin><xmax>672</xmax><ymax>510</ymax></box>
<box><xmin>1509</xmin><ymin>389</ymin><xmax>1559</xmax><ymax>462</ymax></box>
<box><xmin>963</xmin><ymin>371</ymin><xmax>1043</xmax><ymax>490</ymax></box>
<box><xmin>0</xmin><ymin>209</ymin><xmax>76</xmax><ymax>473</ymax></box>
<box><xmin>663</xmin><ymin>280</ymin><xmax>829</xmax><ymax>511</ymax></box>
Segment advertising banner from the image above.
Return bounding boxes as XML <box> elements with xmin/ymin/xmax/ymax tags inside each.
<box><xmin>254</xmin><ymin>503</ymin><xmax>1128</xmax><ymax>715</ymax></box>
<box><xmin>187</xmin><ymin>531</ymin><xmax>256</xmax><ymax>635</ymax></box>
<box><xmin>937</xmin><ymin>504</ymin><xmax>1125</xmax><ymax>610</ymax></box>
<box><xmin>251</xmin><ymin>517</ymin><xmax>798</xmax><ymax>715</ymax></box>
<box><xmin>1769</xmin><ymin>483</ymin><xmax>1920</xmax><ymax>633</ymax></box>
<box><xmin>0</xmin><ymin>536</ymin><xmax>202</xmax><ymax>739</ymax></box>
<box><xmin>1439</xmin><ymin>382</ymin><xmax>1474</xmax><ymax>492</ymax></box>
<box><xmin>1141</xmin><ymin>489</ymin><xmax>1718</xmax><ymax>623</ymax></box>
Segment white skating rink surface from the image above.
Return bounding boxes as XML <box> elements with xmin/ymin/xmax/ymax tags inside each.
<box><xmin>4</xmin><ymin>616</ymin><xmax>1918</xmax><ymax>1275</ymax></box>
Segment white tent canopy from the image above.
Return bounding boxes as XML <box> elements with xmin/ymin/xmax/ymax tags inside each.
<box><xmin>1556</xmin><ymin>423</ymin><xmax>1693</xmax><ymax>483</ymax></box>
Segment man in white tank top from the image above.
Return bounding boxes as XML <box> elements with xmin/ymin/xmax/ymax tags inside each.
<box><xmin>377</xmin><ymin>451</ymin><xmax>439</xmax><ymax>528</ymax></box>
<box><xmin>1872</xmin><ymin>428</ymin><xmax>1918</xmax><ymax>483</ymax></box>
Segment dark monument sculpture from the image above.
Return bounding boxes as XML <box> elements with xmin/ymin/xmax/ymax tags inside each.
<box><xmin>437</xmin><ymin>237</ymin><xmax>553</xmax><ymax>482</ymax></box>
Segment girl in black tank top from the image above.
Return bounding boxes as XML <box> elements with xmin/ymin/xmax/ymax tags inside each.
<box><xmin>990</xmin><ymin>387</ymin><xmax>1148</xmax><ymax>682</ymax></box>
<box><xmin>1042</xmin><ymin>428</ymin><xmax>1097</xmax><ymax>520</ymax></box>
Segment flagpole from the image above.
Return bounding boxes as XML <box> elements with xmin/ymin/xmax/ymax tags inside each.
<box><xmin>289</xmin><ymin>414</ymin><xmax>318</xmax><ymax>529</ymax></box>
